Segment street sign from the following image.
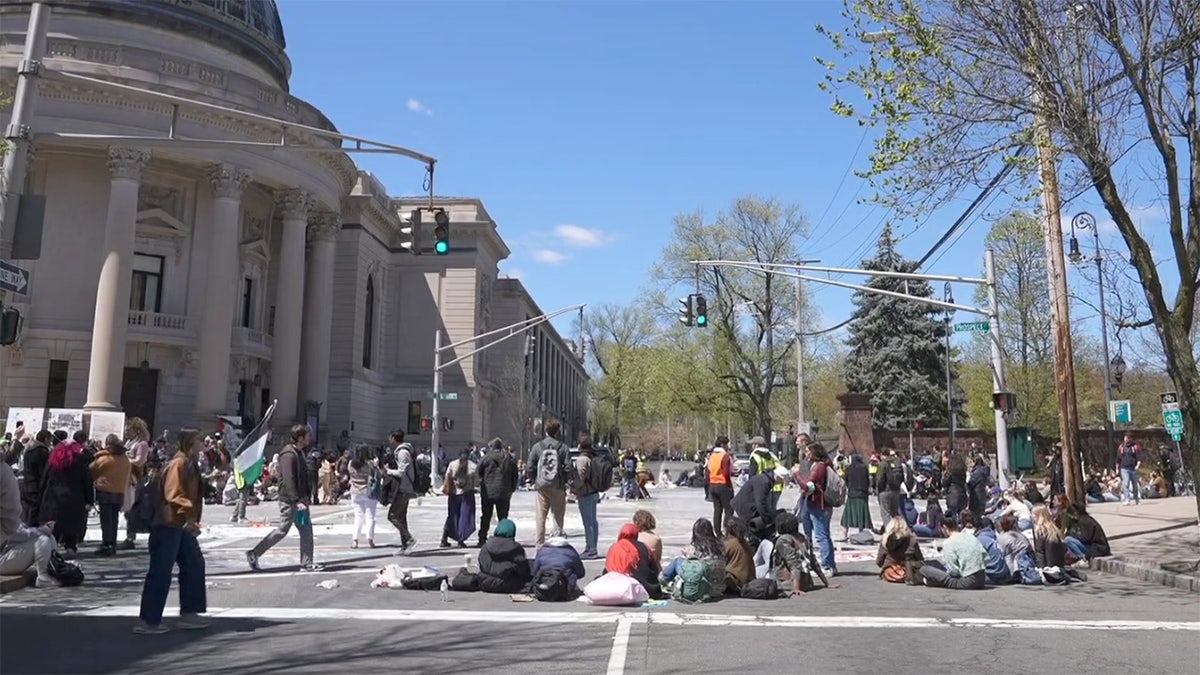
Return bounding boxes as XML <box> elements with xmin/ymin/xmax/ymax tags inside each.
<box><xmin>429</xmin><ymin>392</ymin><xmax>458</xmax><ymax>400</ymax></box>
<box><xmin>1109</xmin><ymin>400</ymin><xmax>1132</xmax><ymax>425</ymax></box>
<box><xmin>797</xmin><ymin>422</ymin><xmax>811</xmax><ymax>435</ymax></box>
<box><xmin>0</xmin><ymin>260</ymin><xmax>30</xmax><ymax>296</ymax></box>
<box><xmin>1171</xmin><ymin>432</ymin><xmax>1183</xmax><ymax>442</ymax></box>
<box><xmin>1163</xmin><ymin>408</ymin><xmax>1184</xmax><ymax>435</ymax></box>
<box><xmin>954</xmin><ymin>321</ymin><xmax>990</xmax><ymax>333</ymax></box>
<box><xmin>1160</xmin><ymin>391</ymin><xmax>1180</xmax><ymax>411</ymax></box>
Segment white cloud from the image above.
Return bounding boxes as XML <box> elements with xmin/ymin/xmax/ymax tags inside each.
<box><xmin>554</xmin><ymin>224</ymin><xmax>612</xmax><ymax>248</ymax></box>
<box><xmin>532</xmin><ymin>249</ymin><xmax>569</xmax><ymax>265</ymax></box>
<box><xmin>406</xmin><ymin>98</ymin><xmax>433</xmax><ymax>116</ymax></box>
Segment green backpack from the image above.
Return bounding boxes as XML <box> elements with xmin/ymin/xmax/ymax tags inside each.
<box><xmin>672</xmin><ymin>559</ymin><xmax>712</xmax><ymax>603</ymax></box>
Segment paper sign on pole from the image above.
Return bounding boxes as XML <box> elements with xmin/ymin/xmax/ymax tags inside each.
<box><xmin>46</xmin><ymin>409</ymin><xmax>85</xmax><ymax>436</ymax></box>
<box><xmin>87</xmin><ymin>411</ymin><xmax>126</xmax><ymax>440</ymax></box>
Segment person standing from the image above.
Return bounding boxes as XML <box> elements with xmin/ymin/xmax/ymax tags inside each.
<box><xmin>801</xmin><ymin>443</ymin><xmax>837</xmax><ymax>578</ymax></box>
<box><xmin>1116</xmin><ymin>432</ymin><xmax>1142</xmax><ymax>505</ymax></box>
<box><xmin>134</xmin><ymin>428</ymin><xmax>209</xmax><ymax>634</ymax></box>
<box><xmin>441</xmin><ymin>449</ymin><xmax>477</xmax><ymax>548</ymax></box>
<box><xmin>840</xmin><ymin>453</ymin><xmax>873</xmax><ymax>541</ymax></box>
<box><xmin>305</xmin><ymin>444</ymin><xmax>323</xmax><ymax>506</ymax></box>
<box><xmin>384</xmin><ymin>430</ymin><xmax>417</xmax><ymax>552</ymax></box>
<box><xmin>119</xmin><ymin>418</ymin><xmax>152</xmax><ymax>550</ymax></box>
<box><xmin>18</xmin><ymin>431</ymin><xmax>52</xmax><ymax>526</ymax></box>
<box><xmin>347</xmin><ymin>445</ymin><xmax>378</xmax><ymax>549</ymax></box>
<box><xmin>38</xmin><ymin>431</ymin><xmax>92</xmax><ymax>554</ymax></box>
<box><xmin>706</xmin><ymin>436</ymin><xmax>734</xmax><ymax>537</ymax></box>
<box><xmin>90</xmin><ymin>435</ymin><xmax>132</xmax><ymax>556</ymax></box>
<box><xmin>1047</xmin><ymin>446</ymin><xmax>1065</xmax><ymax>498</ymax></box>
<box><xmin>246</xmin><ymin>425</ymin><xmax>322</xmax><ymax>572</ymax></box>
<box><xmin>748</xmin><ymin>436</ymin><xmax>782</xmax><ymax>511</ymax></box>
<box><xmin>477</xmin><ymin>438</ymin><xmax>518</xmax><ymax>546</ymax></box>
<box><xmin>526</xmin><ymin>419</ymin><xmax>571</xmax><ymax>549</ymax></box>
<box><xmin>572</xmin><ymin>434</ymin><xmax>600</xmax><ymax>559</ymax></box>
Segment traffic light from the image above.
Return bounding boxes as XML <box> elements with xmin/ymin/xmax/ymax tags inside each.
<box><xmin>525</xmin><ymin>333</ymin><xmax>537</xmax><ymax>356</ymax></box>
<box><xmin>912</xmin><ymin>419</ymin><xmax>924</xmax><ymax>431</ymax></box>
<box><xmin>400</xmin><ymin>209</ymin><xmax>422</xmax><ymax>255</ymax></box>
<box><xmin>0</xmin><ymin>306</ymin><xmax>21</xmax><ymax>346</ymax></box>
<box><xmin>992</xmin><ymin>391</ymin><xmax>1017</xmax><ymax>414</ymax></box>
<box><xmin>693</xmin><ymin>294</ymin><xmax>708</xmax><ymax>327</ymax></box>
<box><xmin>433</xmin><ymin>208</ymin><xmax>450</xmax><ymax>255</ymax></box>
<box><xmin>677</xmin><ymin>295</ymin><xmax>694</xmax><ymax>326</ymax></box>
<box><xmin>420</xmin><ymin>417</ymin><xmax>432</xmax><ymax>432</ymax></box>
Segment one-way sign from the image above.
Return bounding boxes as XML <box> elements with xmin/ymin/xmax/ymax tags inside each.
<box><xmin>0</xmin><ymin>260</ymin><xmax>30</xmax><ymax>296</ymax></box>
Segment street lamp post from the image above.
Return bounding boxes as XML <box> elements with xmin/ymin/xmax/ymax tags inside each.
<box><xmin>1069</xmin><ymin>211</ymin><xmax>1116</xmax><ymax>455</ymax></box>
<box><xmin>943</xmin><ymin>282</ymin><xmax>956</xmax><ymax>451</ymax></box>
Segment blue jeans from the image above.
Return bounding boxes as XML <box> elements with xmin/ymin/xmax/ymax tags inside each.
<box><xmin>1064</xmin><ymin>535</ymin><xmax>1088</xmax><ymax>560</ymax></box>
<box><xmin>794</xmin><ymin>497</ymin><xmax>813</xmax><ymax>541</ymax></box>
<box><xmin>662</xmin><ymin>556</ymin><xmax>684</xmax><ymax>582</ymax></box>
<box><xmin>912</xmin><ymin>524</ymin><xmax>936</xmax><ymax>538</ymax></box>
<box><xmin>139</xmin><ymin>525</ymin><xmax>206</xmax><ymax>626</ymax></box>
<box><xmin>1120</xmin><ymin>468</ymin><xmax>1141</xmax><ymax>503</ymax></box>
<box><xmin>577</xmin><ymin>492</ymin><xmax>599</xmax><ymax>554</ymax></box>
<box><xmin>805</xmin><ymin>505</ymin><xmax>835</xmax><ymax>572</ymax></box>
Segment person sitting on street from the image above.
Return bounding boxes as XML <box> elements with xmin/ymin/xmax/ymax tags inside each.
<box><xmin>476</xmin><ymin>519</ymin><xmax>532</xmax><ymax>594</ymax></box>
<box><xmin>770</xmin><ymin>512</ymin><xmax>830</xmax><ymax>595</ymax></box>
<box><xmin>660</xmin><ymin>518</ymin><xmax>727</xmax><ymax>597</ymax></box>
<box><xmin>992</xmin><ymin>490</ymin><xmax>1033</xmax><ymax>530</ymax></box>
<box><xmin>995</xmin><ymin>514</ymin><xmax>1033</xmax><ymax>576</ymax></box>
<box><xmin>1063</xmin><ymin>503</ymin><xmax>1110</xmax><ymax>561</ymax></box>
<box><xmin>532</xmin><ymin>534</ymin><xmax>586</xmax><ymax>593</ymax></box>
<box><xmin>604</xmin><ymin>523</ymin><xmax>661</xmax><ymax>599</ymax></box>
<box><xmin>1031</xmin><ymin>505</ymin><xmax>1068</xmax><ymax>569</ymax></box>
<box><xmin>633</xmin><ymin>510</ymin><xmax>663</xmax><ymax>570</ymax></box>
<box><xmin>961</xmin><ymin>511</ymin><xmax>1014</xmax><ymax>585</ymax></box>
<box><xmin>920</xmin><ymin>518</ymin><xmax>988</xmax><ymax>590</ymax></box>
<box><xmin>912</xmin><ymin>498</ymin><xmax>945</xmax><ymax>538</ymax></box>
<box><xmin>875</xmin><ymin>516</ymin><xmax>924</xmax><ymax>584</ymax></box>
<box><xmin>0</xmin><ymin>462</ymin><xmax>56</xmax><ymax>587</ymax></box>
<box><xmin>722</xmin><ymin>517</ymin><xmax>756</xmax><ymax>594</ymax></box>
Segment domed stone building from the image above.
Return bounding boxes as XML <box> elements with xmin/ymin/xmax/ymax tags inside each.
<box><xmin>0</xmin><ymin>0</ymin><xmax>590</xmax><ymax>447</ymax></box>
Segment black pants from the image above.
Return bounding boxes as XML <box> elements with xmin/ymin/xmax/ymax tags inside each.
<box><xmin>308</xmin><ymin>470</ymin><xmax>320</xmax><ymax>504</ymax></box>
<box><xmin>97</xmin><ymin>491</ymin><xmax>123</xmax><ymax>548</ymax></box>
<box><xmin>709</xmin><ymin>484</ymin><xmax>734</xmax><ymax>536</ymax></box>
<box><xmin>387</xmin><ymin>494</ymin><xmax>412</xmax><ymax>541</ymax></box>
<box><xmin>479</xmin><ymin>492</ymin><xmax>511</xmax><ymax>541</ymax></box>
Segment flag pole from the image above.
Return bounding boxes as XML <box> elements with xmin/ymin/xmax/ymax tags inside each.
<box><xmin>233</xmin><ymin>399</ymin><xmax>277</xmax><ymax>459</ymax></box>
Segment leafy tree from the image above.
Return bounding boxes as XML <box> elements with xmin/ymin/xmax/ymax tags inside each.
<box><xmin>583</xmin><ymin>303</ymin><xmax>655</xmax><ymax>447</ymax></box>
<box><xmin>845</xmin><ymin>225</ymin><xmax>958</xmax><ymax>427</ymax></box>
<box><xmin>820</xmin><ymin>0</ymin><xmax>1200</xmax><ymax>510</ymax></box>
<box><xmin>655</xmin><ymin>196</ymin><xmax>810</xmax><ymax>437</ymax></box>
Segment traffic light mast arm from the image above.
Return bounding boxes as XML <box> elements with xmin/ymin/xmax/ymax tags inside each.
<box><xmin>435</xmin><ymin>303</ymin><xmax>585</xmax><ymax>371</ymax></box>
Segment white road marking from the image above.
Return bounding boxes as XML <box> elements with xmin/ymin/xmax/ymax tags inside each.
<box><xmin>606</xmin><ymin>617</ymin><xmax>633</xmax><ymax>675</ymax></box>
<box><xmin>2</xmin><ymin>604</ymin><xmax>1197</xmax><ymax>632</ymax></box>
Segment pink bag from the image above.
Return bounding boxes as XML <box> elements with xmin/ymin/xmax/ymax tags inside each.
<box><xmin>584</xmin><ymin>571</ymin><xmax>649</xmax><ymax>606</ymax></box>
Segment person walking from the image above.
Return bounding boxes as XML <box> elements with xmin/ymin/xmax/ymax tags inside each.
<box><xmin>246</xmin><ymin>425</ymin><xmax>322</xmax><ymax>572</ymax></box>
<box><xmin>526</xmin><ymin>419</ymin><xmax>571</xmax><ymax>549</ymax></box>
<box><xmin>1116</xmin><ymin>433</ymin><xmax>1142</xmax><ymax>505</ymax></box>
<box><xmin>383</xmin><ymin>430</ymin><xmax>418</xmax><ymax>552</ymax></box>
<box><xmin>477</xmin><ymin>437</ymin><xmax>518</xmax><ymax>546</ymax></box>
<box><xmin>134</xmin><ymin>428</ymin><xmax>209</xmax><ymax>634</ymax></box>
<box><xmin>347</xmin><ymin>444</ymin><xmax>378</xmax><ymax>549</ymax></box>
<box><xmin>441</xmin><ymin>449</ymin><xmax>477</xmax><ymax>548</ymax></box>
<box><xmin>705</xmin><ymin>436</ymin><xmax>734</xmax><ymax>537</ymax></box>
<box><xmin>573</xmin><ymin>433</ymin><xmax>601</xmax><ymax>559</ymax></box>
<box><xmin>119</xmin><ymin>417</ymin><xmax>151</xmax><ymax>550</ymax></box>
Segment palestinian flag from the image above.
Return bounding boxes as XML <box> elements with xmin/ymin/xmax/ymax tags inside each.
<box><xmin>233</xmin><ymin>400</ymin><xmax>276</xmax><ymax>489</ymax></box>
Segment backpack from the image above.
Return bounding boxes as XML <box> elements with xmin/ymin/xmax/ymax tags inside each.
<box><xmin>412</xmin><ymin>454</ymin><xmax>432</xmax><ymax>495</ymax></box>
<box><xmin>888</xmin><ymin>464</ymin><xmax>906</xmax><ymax>492</ymax></box>
<box><xmin>588</xmin><ymin>450</ymin><xmax>616</xmax><ymax>493</ymax></box>
<box><xmin>48</xmin><ymin>550</ymin><xmax>84</xmax><ymax>587</ymax></box>
<box><xmin>536</xmin><ymin>441</ymin><xmax>565</xmax><ymax>489</ymax></box>
<box><xmin>672</xmin><ymin>559</ymin><xmax>712</xmax><ymax>603</ymax></box>
<box><xmin>367</xmin><ymin>468</ymin><xmax>384</xmax><ymax>503</ymax></box>
<box><xmin>740</xmin><ymin>577</ymin><xmax>781</xmax><ymax>600</ymax></box>
<box><xmin>450</xmin><ymin>567</ymin><xmax>480</xmax><ymax>592</ymax></box>
<box><xmin>125</xmin><ymin>473</ymin><xmax>165</xmax><ymax>534</ymax></box>
<box><xmin>823</xmin><ymin>465</ymin><xmax>847</xmax><ymax>507</ymax></box>
<box><xmin>531</xmin><ymin>567</ymin><xmax>571</xmax><ymax>602</ymax></box>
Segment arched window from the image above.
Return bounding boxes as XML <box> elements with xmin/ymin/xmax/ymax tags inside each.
<box><xmin>362</xmin><ymin>275</ymin><xmax>375</xmax><ymax>369</ymax></box>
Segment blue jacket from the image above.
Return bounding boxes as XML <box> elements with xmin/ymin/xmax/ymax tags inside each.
<box><xmin>975</xmin><ymin>527</ymin><xmax>1013</xmax><ymax>584</ymax></box>
<box><xmin>533</xmin><ymin>541</ymin><xmax>586</xmax><ymax>587</ymax></box>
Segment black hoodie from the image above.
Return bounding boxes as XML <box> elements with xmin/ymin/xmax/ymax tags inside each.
<box><xmin>478</xmin><ymin>536</ymin><xmax>533</xmax><ymax>593</ymax></box>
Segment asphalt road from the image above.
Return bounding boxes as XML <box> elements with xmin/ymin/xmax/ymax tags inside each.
<box><xmin>2</xmin><ymin>486</ymin><xmax>1198</xmax><ymax>674</ymax></box>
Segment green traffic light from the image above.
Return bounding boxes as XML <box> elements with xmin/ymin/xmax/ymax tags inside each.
<box><xmin>696</xmin><ymin>315</ymin><xmax>707</xmax><ymax>326</ymax></box>
<box><xmin>435</xmin><ymin>240</ymin><xmax>449</xmax><ymax>255</ymax></box>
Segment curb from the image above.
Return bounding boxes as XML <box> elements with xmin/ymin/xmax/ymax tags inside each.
<box><xmin>1091</xmin><ymin>556</ymin><xmax>1200</xmax><ymax>593</ymax></box>
<box><xmin>0</xmin><ymin>572</ymin><xmax>33</xmax><ymax>594</ymax></box>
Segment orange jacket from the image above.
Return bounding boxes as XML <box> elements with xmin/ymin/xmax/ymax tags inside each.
<box><xmin>708</xmin><ymin>449</ymin><xmax>732</xmax><ymax>486</ymax></box>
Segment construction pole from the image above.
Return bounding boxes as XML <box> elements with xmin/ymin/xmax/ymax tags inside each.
<box><xmin>985</xmin><ymin>250</ymin><xmax>1012</xmax><ymax>489</ymax></box>
<box><xmin>0</xmin><ymin>1</ymin><xmax>49</xmax><ymax>258</ymax></box>
<box><xmin>431</xmin><ymin>329</ymin><xmax>443</xmax><ymax>484</ymax></box>
<box><xmin>1033</xmin><ymin>92</ymin><xmax>1086</xmax><ymax>506</ymax></box>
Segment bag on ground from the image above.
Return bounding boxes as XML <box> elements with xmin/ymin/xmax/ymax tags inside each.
<box><xmin>584</xmin><ymin>571</ymin><xmax>649</xmax><ymax>606</ymax></box>
<box><xmin>48</xmin><ymin>551</ymin><xmax>84</xmax><ymax>587</ymax></box>
<box><xmin>531</xmin><ymin>567</ymin><xmax>571</xmax><ymax>602</ymax></box>
<box><xmin>450</xmin><ymin>567</ymin><xmax>480</xmax><ymax>592</ymax></box>
<box><xmin>401</xmin><ymin>574</ymin><xmax>448</xmax><ymax>591</ymax></box>
<box><xmin>881</xmin><ymin>563</ymin><xmax>906</xmax><ymax>583</ymax></box>
<box><xmin>740</xmin><ymin>578</ymin><xmax>781</xmax><ymax>600</ymax></box>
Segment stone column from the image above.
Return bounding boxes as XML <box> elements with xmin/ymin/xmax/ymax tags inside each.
<box><xmin>272</xmin><ymin>189</ymin><xmax>312</xmax><ymax>422</ymax></box>
<box><xmin>299</xmin><ymin>211</ymin><xmax>339</xmax><ymax>419</ymax></box>
<box><xmin>194</xmin><ymin>163</ymin><xmax>252</xmax><ymax>416</ymax></box>
<box><xmin>84</xmin><ymin>147</ymin><xmax>150</xmax><ymax>410</ymax></box>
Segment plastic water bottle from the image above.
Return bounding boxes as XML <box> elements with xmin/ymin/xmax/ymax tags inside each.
<box><xmin>439</xmin><ymin>577</ymin><xmax>449</xmax><ymax>602</ymax></box>
<box><xmin>463</xmin><ymin>553</ymin><xmax>472</xmax><ymax>571</ymax></box>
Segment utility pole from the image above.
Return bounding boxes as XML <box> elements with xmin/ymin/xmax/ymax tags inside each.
<box><xmin>0</xmin><ymin>1</ymin><xmax>49</xmax><ymax>258</ymax></box>
<box><xmin>985</xmin><ymin>250</ymin><xmax>1013</xmax><ymax>485</ymax></box>
<box><xmin>1033</xmin><ymin>91</ymin><xmax>1086</xmax><ymax>507</ymax></box>
<box><xmin>795</xmin><ymin>275</ymin><xmax>805</xmax><ymax>430</ymax></box>
<box><xmin>1069</xmin><ymin>212</ymin><xmax>1116</xmax><ymax>460</ymax></box>
<box><xmin>943</xmin><ymin>282</ymin><xmax>956</xmax><ymax>451</ymax></box>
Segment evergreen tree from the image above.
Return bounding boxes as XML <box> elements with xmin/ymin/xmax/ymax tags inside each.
<box><xmin>844</xmin><ymin>225</ymin><xmax>957</xmax><ymax>428</ymax></box>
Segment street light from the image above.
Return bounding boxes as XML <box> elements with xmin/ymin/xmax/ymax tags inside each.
<box><xmin>943</xmin><ymin>282</ymin><xmax>956</xmax><ymax>451</ymax></box>
<box><xmin>1069</xmin><ymin>211</ymin><xmax>1116</xmax><ymax>453</ymax></box>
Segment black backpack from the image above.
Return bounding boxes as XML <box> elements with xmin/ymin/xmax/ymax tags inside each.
<box><xmin>412</xmin><ymin>455</ymin><xmax>433</xmax><ymax>495</ymax></box>
<box><xmin>531</xmin><ymin>568</ymin><xmax>570</xmax><ymax>602</ymax></box>
<box><xmin>740</xmin><ymin>577</ymin><xmax>781</xmax><ymax>600</ymax></box>
<box><xmin>48</xmin><ymin>550</ymin><xmax>84</xmax><ymax>587</ymax></box>
<box><xmin>588</xmin><ymin>450</ymin><xmax>616</xmax><ymax>493</ymax></box>
<box><xmin>126</xmin><ymin>474</ymin><xmax>165</xmax><ymax>534</ymax></box>
<box><xmin>888</xmin><ymin>464</ymin><xmax>906</xmax><ymax>492</ymax></box>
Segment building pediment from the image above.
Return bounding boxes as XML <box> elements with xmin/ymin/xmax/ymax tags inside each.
<box><xmin>136</xmin><ymin>207</ymin><xmax>190</xmax><ymax>238</ymax></box>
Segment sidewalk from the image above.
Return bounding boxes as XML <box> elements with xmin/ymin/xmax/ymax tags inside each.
<box><xmin>1088</xmin><ymin>496</ymin><xmax>1200</xmax><ymax>592</ymax></box>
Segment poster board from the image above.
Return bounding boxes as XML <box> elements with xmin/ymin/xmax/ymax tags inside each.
<box><xmin>87</xmin><ymin>411</ymin><xmax>126</xmax><ymax>441</ymax></box>
<box><xmin>4</xmin><ymin>407</ymin><xmax>45</xmax><ymax>437</ymax></box>
<box><xmin>46</xmin><ymin>409</ymin><xmax>85</xmax><ymax>436</ymax></box>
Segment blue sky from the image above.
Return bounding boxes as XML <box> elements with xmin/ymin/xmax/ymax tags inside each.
<box><xmin>278</xmin><ymin>0</ymin><xmax>1166</xmax><ymax>351</ymax></box>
